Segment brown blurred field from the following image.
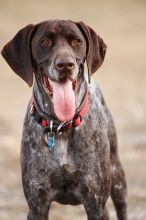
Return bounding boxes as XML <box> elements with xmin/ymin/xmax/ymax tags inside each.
<box><xmin>0</xmin><ymin>0</ymin><xmax>146</xmax><ymax>219</ymax></box>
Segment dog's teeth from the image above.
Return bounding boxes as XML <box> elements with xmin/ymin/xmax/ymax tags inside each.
<box><xmin>48</xmin><ymin>78</ymin><xmax>52</xmax><ymax>85</ymax></box>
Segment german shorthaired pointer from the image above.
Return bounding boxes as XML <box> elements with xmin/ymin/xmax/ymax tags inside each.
<box><xmin>1</xmin><ymin>20</ymin><xmax>127</xmax><ymax>220</ymax></box>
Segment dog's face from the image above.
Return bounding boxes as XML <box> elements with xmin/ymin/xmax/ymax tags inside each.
<box><xmin>1</xmin><ymin>20</ymin><xmax>107</xmax><ymax>121</ymax></box>
<box><xmin>31</xmin><ymin>20</ymin><xmax>86</xmax><ymax>85</ymax></box>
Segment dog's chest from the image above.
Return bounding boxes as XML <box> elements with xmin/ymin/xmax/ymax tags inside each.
<box><xmin>55</xmin><ymin>136</ymin><xmax>69</xmax><ymax>166</ymax></box>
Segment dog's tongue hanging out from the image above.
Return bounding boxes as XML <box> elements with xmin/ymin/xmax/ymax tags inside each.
<box><xmin>52</xmin><ymin>80</ymin><xmax>75</xmax><ymax>121</ymax></box>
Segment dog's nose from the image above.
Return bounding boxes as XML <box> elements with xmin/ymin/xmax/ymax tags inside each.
<box><xmin>55</xmin><ymin>57</ymin><xmax>75</xmax><ymax>72</ymax></box>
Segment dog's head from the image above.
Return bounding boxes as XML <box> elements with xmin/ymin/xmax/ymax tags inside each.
<box><xmin>1</xmin><ymin>20</ymin><xmax>107</xmax><ymax>121</ymax></box>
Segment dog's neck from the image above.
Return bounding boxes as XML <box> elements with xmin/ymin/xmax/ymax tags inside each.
<box><xmin>33</xmin><ymin>77</ymin><xmax>88</xmax><ymax>121</ymax></box>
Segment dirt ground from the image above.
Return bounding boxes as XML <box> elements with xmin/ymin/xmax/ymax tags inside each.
<box><xmin>0</xmin><ymin>0</ymin><xmax>146</xmax><ymax>219</ymax></box>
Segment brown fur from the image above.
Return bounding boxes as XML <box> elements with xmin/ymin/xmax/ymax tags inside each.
<box><xmin>1</xmin><ymin>19</ymin><xmax>127</xmax><ymax>220</ymax></box>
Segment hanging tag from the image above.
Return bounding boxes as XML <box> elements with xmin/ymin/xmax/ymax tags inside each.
<box><xmin>47</xmin><ymin>132</ymin><xmax>55</xmax><ymax>150</ymax></box>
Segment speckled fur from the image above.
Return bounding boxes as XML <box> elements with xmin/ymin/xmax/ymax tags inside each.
<box><xmin>2</xmin><ymin>20</ymin><xmax>127</xmax><ymax>220</ymax></box>
<box><xmin>21</xmin><ymin>81</ymin><xmax>127</xmax><ymax>220</ymax></box>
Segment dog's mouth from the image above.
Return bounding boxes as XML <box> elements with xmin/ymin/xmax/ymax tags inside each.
<box><xmin>41</xmin><ymin>73</ymin><xmax>77</xmax><ymax>96</ymax></box>
<box><xmin>41</xmin><ymin>73</ymin><xmax>77</xmax><ymax>121</ymax></box>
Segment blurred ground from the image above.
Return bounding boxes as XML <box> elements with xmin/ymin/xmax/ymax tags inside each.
<box><xmin>0</xmin><ymin>0</ymin><xmax>146</xmax><ymax>219</ymax></box>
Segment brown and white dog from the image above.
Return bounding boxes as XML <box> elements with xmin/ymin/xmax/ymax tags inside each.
<box><xmin>1</xmin><ymin>20</ymin><xmax>127</xmax><ymax>220</ymax></box>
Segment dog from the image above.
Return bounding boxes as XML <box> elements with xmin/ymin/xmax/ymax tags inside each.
<box><xmin>1</xmin><ymin>19</ymin><xmax>127</xmax><ymax>220</ymax></box>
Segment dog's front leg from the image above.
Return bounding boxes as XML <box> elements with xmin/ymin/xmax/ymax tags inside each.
<box><xmin>22</xmin><ymin>161</ymin><xmax>52</xmax><ymax>220</ymax></box>
<box><xmin>22</xmin><ymin>163</ymin><xmax>52</xmax><ymax>220</ymax></box>
<box><xmin>27</xmin><ymin>204</ymin><xmax>50</xmax><ymax>220</ymax></box>
<box><xmin>79</xmin><ymin>188</ymin><xmax>109</xmax><ymax>220</ymax></box>
<box><xmin>21</xmin><ymin>114</ymin><xmax>53</xmax><ymax>220</ymax></box>
<box><xmin>105</xmin><ymin>107</ymin><xmax>127</xmax><ymax>220</ymax></box>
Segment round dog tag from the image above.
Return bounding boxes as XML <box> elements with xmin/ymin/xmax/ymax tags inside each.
<box><xmin>47</xmin><ymin>132</ymin><xmax>55</xmax><ymax>150</ymax></box>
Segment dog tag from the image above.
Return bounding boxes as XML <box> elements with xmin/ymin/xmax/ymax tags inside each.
<box><xmin>47</xmin><ymin>132</ymin><xmax>55</xmax><ymax>150</ymax></box>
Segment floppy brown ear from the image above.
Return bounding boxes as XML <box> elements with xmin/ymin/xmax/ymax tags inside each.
<box><xmin>1</xmin><ymin>24</ymin><xmax>34</xmax><ymax>86</ymax></box>
<box><xmin>76</xmin><ymin>22</ymin><xmax>107</xmax><ymax>83</ymax></box>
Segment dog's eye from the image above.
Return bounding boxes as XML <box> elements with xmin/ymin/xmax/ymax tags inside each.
<box><xmin>40</xmin><ymin>38</ymin><xmax>52</xmax><ymax>47</ymax></box>
<box><xmin>71</xmin><ymin>39</ymin><xmax>81</xmax><ymax>46</ymax></box>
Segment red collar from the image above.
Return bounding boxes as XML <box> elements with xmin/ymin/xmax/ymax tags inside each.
<box><xmin>30</xmin><ymin>91</ymin><xmax>89</xmax><ymax>132</ymax></box>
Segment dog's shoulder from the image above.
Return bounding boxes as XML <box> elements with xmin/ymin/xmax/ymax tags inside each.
<box><xmin>88</xmin><ymin>80</ymin><xmax>105</xmax><ymax>105</ymax></box>
<box><xmin>88</xmin><ymin>80</ymin><xmax>109</xmax><ymax>126</ymax></box>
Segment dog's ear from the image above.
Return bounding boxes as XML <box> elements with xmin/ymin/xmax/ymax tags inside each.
<box><xmin>76</xmin><ymin>22</ymin><xmax>107</xmax><ymax>83</ymax></box>
<box><xmin>1</xmin><ymin>24</ymin><xmax>34</xmax><ymax>87</ymax></box>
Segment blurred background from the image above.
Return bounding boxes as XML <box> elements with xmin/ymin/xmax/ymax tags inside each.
<box><xmin>0</xmin><ymin>0</ymin><xmax>146</xmax><ymax>219</ymax></box>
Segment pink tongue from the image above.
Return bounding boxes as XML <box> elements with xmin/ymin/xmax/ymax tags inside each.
<box><xmin>52</xmin><ymin>80</ymin><xmax>75</xmax><ymax>121</ymax></box>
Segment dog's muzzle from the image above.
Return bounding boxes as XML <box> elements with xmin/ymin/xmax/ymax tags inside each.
<box><xmin>54</xmin><ymin>55</ymin><xmax>75</xmax><ymax>81</ymax></box>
